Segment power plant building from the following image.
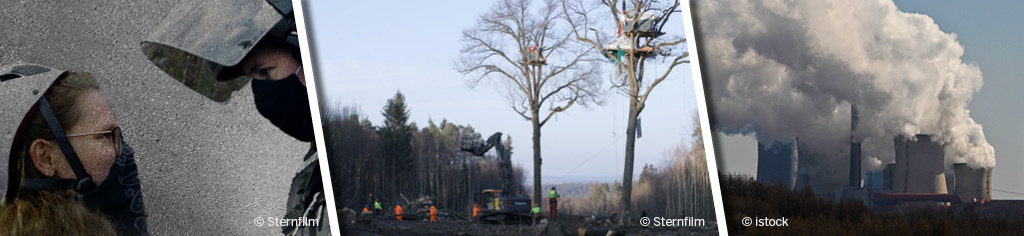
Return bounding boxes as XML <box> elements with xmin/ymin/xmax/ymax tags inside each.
<box><xmin>754</xmin><ymin>131</ymin><xmax>995</xmax><ymax>208</ymax></box>
<box><xmin>866</xmin><ymin>134</ymin><xmax>994</xmax><ymax>208</ymax></box>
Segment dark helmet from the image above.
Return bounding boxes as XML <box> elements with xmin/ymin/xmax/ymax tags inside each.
<box><xmin>141</xmin><ymin>0</ymin><xmax>299</xmax><ymax>102</ymax></box>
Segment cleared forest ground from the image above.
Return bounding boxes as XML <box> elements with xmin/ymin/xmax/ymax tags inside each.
<box><xmin>346</xmin><ymin>214</ymin><xmax>718</xmax><ymax>236</ymax></box>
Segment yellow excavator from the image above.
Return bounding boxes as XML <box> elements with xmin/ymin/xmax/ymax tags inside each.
<box><xmin>461</xmin><ymin>132</ymin><xmax>532</xmax><ymax>223</ymax></box>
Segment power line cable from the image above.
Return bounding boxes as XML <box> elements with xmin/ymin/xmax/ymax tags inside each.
<box><xmin>992</xmin><ymin>188</ymin><xmax>1024</xmax><ymax>198</ymax></box>
<box><xmin>554</xmin><ymin>133</ymin><xmax>624</xmax><ymax>182</ymax></box>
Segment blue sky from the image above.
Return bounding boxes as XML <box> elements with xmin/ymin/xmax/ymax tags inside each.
<box><xmin>716</xmin><ymin>0</ymin><xmax>1024</xmax><ymax>199</ymax></box>
<box><xmin>306</xmin><ymin>0</ymin><xmax>697</xmax><ymax>183</ymax></box>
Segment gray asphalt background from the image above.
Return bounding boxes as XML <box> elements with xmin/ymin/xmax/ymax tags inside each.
<box><xmin>1</xmin><ymin>1</ymin><xmax>309</xmax><ymax>234</ymax></box>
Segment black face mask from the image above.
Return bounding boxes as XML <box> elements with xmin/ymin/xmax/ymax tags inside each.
<box><xmin>79</xmin><ymin>140</ymin><xmax>148</xmax><ymax>236</ymax></box>
<box><xmin>250</xmin><ymin>70</ymin><xmax>315</xmax><ymax>142</ymax></box>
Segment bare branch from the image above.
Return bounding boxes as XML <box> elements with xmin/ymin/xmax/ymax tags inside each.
<box><xmin>510</xmin><ymin>99</ymin><xmax>533</xmax><ymax>121</ymax></box>
<box><xmin>541</xmin><ymin>94</ymin><xmax>578</xmax><ymax>126</ymax></box>
<box><xmin>638</xmin><ymin>52</ymin><xmax>688</xmax><ymax>113</ymax></box>
<box><xmin>457</xmin><ymin>0</ymin><xmax>605</xmax><ymax>136</ymax></box>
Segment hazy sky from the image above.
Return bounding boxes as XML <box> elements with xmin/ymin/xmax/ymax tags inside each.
<box><xmin>713</xmin><ymin>0</ymin><xmax>1024</xmax><ymax>199</ymax></box>
<box><xmin>306</xmin><ymin>0</ymin><xmax>697</xmax><ymax>183</ymax></box>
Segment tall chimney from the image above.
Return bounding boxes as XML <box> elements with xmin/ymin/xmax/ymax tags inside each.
<box><xmin>849</xmin><ymin>105</ymin><xmax>861</xmax><ymax>187</ymax></box>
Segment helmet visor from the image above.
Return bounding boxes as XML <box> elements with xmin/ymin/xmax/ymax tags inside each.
<box><xmin>141</xmin><ymin>0</ymin><xmax>284</xmax><ymax>102</ymax></box>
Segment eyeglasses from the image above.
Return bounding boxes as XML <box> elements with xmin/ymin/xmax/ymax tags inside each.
<box><xmin>66</xmin><ymin>126</ymin><xmax>122</xmax><ymax>154</ymax></box>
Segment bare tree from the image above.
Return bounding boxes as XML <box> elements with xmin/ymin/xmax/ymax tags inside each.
<box><xmin>457</xmin><ymin>0</ymin><xmax>604</xmax><ymax>203</ymax></box>
<box><xmin>562</xmin><ymin>0</ymin><xmax>688</xmax><ymax>221</ymax></box>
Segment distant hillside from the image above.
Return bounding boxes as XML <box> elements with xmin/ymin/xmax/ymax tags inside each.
<box><xmin>535</xmin><ymin>182</ymin><xmax>605</xmax><ymax>198</ymax></box>
<box><xmin>523</xmin><ymin>176</ymin><xmax>621</xmax><ymax>198</ymax></box>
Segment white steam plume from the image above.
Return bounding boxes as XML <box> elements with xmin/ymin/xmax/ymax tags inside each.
<box><xmin>695</xmin><ymin>0</ymin><xmax>995</xmax><ymax>174</ymax></box>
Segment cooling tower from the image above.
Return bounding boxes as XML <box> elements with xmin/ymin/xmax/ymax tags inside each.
<box><xmin>953</xmin><ymin>163</ymin><xmax>993</xmax><ymax>200</ymax></box>
<box><xmin>893</xmin><ymin>135</ymin><xmax>947</xmax><ymax>194</ymax></box>
<box><xmin>757</xmin><ymin>138</ymin><xmax>799</xmax><ymax>189</ymax></box>
<box><xmin>795</xmin><ymin>143</ymin><xmax>837</xmax><ymax>193</ymax></box>
<box><xmin>795</xmin><ymin>173</ymin><xmax>810</xmax><ymax>190</ymax></box>
<box><xmin>945</xmin><ymin>172</ymin><xmax>956</xmax><ymax>194</ymax></box>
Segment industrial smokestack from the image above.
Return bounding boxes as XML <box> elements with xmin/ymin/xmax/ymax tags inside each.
<box><xmin>849</xmin><ymin>105</ymin><xmax>861</xmax><ymax>188</ymax></box>
<box><xmin>850</xmin><ymin>142</ymin><xmax>861</xmax><ymax>187</ymax></box>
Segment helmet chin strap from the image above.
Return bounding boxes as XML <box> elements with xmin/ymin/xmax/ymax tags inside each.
<box><xmin>20</xmin><ymin>96</ymin><xmax>95</xmax><ymax>193</ymax></box>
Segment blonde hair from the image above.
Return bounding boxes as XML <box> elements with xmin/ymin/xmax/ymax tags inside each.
<box><xmin>0</xmin><ymin>190</ymin><xmax>115</xmax><ymax>235</ymax></box>
<box><xmin>1</xmin><ymin>71</ymin><xmax>115</xmax><ymax>234</ymax></box>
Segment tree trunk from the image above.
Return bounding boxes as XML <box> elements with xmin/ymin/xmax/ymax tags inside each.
<box><xmin>620</xmin><ymin>88</ymin><xmax>640</xmax><ymax>222</ymax></box>
<box><xmin>531</xmin><ymin>109</ymin><xmax>543</xmax><ymax>207</ymax></box>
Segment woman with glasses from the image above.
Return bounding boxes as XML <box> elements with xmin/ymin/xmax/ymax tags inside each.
<box><xmin>0</xmin><ymin>64</ymin><xmax>148</xmax><ymax>235</ymax></box>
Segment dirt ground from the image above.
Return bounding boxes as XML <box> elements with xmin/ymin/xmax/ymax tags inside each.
<box><xmin>344</xmin><ymin>214</ymin><xmax>718</xmax><ymax>236</ymax></box>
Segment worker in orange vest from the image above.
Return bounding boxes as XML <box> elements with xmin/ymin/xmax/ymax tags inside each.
<box><xmin>472</xmin><ymin>204</ymin><xmax>480</xmax><ymax>218</ymax></box>
<box><xmin>362</xmin><ymin>205</ymin><xmax>370</xmax><ymax>214</ymax></box>
<box><xmin>429</xmin><ymin>205</ymin><xmax>438</xmax><ymax>222</ymax></box>
<box><xmin>395</xmin><ymin>202</ymin><xmax>404</xmax><ymax>221</ymax></box>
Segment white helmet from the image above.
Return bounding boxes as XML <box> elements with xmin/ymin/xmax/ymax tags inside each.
<box><xmin>0</xmin><ymin>63</ymin><xmax>94</xmax><ymax>201</ymax></box>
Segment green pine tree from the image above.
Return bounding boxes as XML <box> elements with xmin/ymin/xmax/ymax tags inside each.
<box><xmin>381</xmin><ymin>90</ymin><xmax>413</xmax><ymax>190</ymax></box>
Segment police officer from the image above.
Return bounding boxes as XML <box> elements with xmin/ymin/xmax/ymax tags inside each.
<box><xmin>140</xmin><ymin>0</ymin><xmax>326</xmax><ymax>235</ymax></box>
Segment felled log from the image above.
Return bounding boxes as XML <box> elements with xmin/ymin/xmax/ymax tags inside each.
<box><xmin>576</xmin><ymin>226</ymin><xmax>625</xmax><ymax>236</ymax></box>
<box><xmin>339</xmin><ymin>208</ymin><xmax>357</xmax><ymax>224</ymax></box>
<box><xmin>353</xmin><ymin>211</ymin><xmax>374</xmax><ymax>224</ymax></box>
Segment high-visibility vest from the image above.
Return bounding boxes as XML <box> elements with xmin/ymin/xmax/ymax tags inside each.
<box><xmin>395</xmin><ymin>205</ymin><xmax>403</xmax><ymax>215</ymax></box>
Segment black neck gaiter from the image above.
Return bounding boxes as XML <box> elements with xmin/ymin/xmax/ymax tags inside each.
<box><xmin>79</xmin><ymin>140</ymin><xmax>149</xmax><ymax>235</ymax></box>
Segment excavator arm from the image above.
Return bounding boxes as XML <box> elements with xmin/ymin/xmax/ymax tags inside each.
<box><xmin>460</xmin><ymin>132</ymin><xmax>515</xmax><ymax>194</ymax></box>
